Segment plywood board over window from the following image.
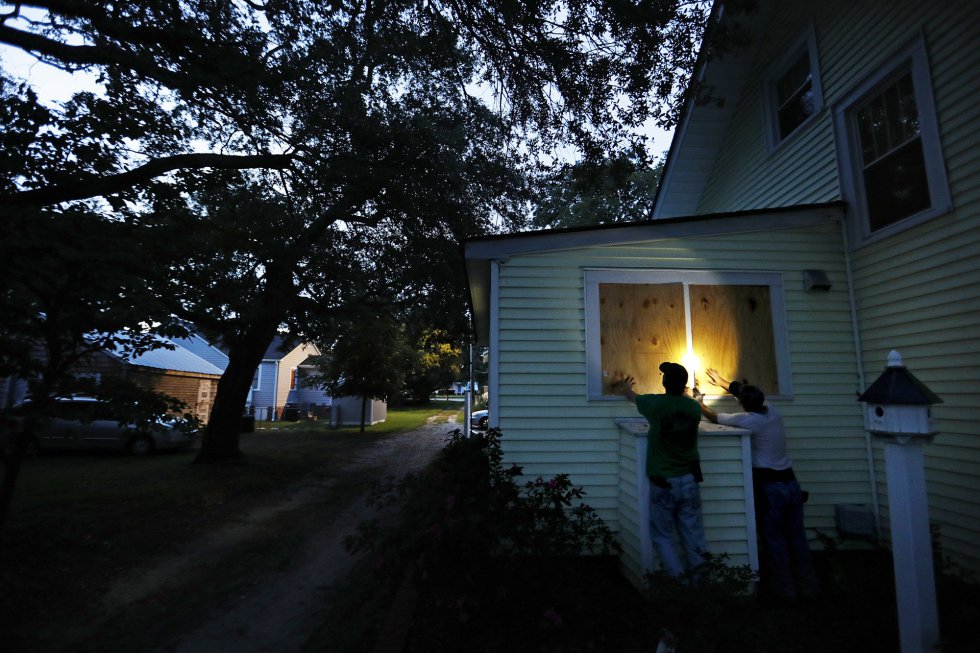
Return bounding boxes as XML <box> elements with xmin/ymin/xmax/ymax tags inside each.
<box><xmin>585</xmin><ymin>269</ymin><xmax>792</xmax><ymax>400</ymax></box>
<box><xmin>599</xmin><ymin>283</ymin><xmax>685</xmax><ymax>395</ymax></box>
<box><xmin>690</xmin><ymin>285</ymin><xmax>778</xmax><ymax>396</ymax></box>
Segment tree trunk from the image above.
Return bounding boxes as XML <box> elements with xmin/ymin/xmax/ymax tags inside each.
<box><xmin>360</xmin><ymin>395</ymin><xmax>367</xmax><ymax>433</ymax></box>
<box><xmin>0</xmin><ymin>421</ymin><xmax>34</xmax><ymax>535</ymax></box>
<box><xmin>194</xmin><ymin>253</ymin><xmax>302</xmax><ymax>463</ymax></box>
<box><xmin>195</xmin><ymin>321</ymin><xmax>281</xmax><ymax>463</ymax></box>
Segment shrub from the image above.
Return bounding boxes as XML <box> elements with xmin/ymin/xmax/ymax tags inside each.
<box><xmin>344</xmin><ymin>428</ymin><xmax>624</xmax><ymax>651</ymax></box>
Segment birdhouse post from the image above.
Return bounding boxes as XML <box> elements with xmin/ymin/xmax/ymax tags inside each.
<box><xmin>858</xmin><ymin>350</ymin><xmax>942</xmax><ymax>653</ymax></box>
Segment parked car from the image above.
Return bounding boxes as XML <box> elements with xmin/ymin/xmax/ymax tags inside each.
<box><xmin>30</xmin><ymin>396</ymin><xmax>197</xmax><ymax>455</ymax></box>
<box><xmin>470</xmin><ymin>409</ymin><xmax>489</xmax><ymax>430</ymax></box>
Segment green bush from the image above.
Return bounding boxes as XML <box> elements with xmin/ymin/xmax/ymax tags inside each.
<box><xmin>344</xmin><ymin>428</ymin><xmax>625</xmax><ymax>651</ymax></box>
<box><xmin>338</xmin><ymin>430</ymin><xmax>979</xmax><ymax>652</ymax></box>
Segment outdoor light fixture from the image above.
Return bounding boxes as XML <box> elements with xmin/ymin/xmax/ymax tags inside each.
<box><xmin>802</xmin><ymin>269</ymin><xmax>832</xmax><ymax>292</ymax></box>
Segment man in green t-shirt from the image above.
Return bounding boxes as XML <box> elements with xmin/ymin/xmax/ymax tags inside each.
<box><xmin>612</xmin><ymin>362</ymin><xmax>706</xmax><ymax>577</ymax></box>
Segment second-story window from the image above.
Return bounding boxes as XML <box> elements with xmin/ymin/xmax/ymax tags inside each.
<box><xmin>833</xmin><ymin>36</ymin><xmax>951</xmax><ymax>244</ymax></box>
<box><xmin>854</xmin><ymin>71</ymin><xmax>929</xmax><ymax>231</ymax></box>
<box><xmin>776</xmin><ymin>52</ymin><xmax>816</xmax><ymax>139</ymax></box>
<box><xmin>764</xmin><ymin>26</ymin><xmax>823</xmax><ymax>151</ymax></box>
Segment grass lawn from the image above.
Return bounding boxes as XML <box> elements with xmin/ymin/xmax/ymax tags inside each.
<box><xmin>256</xmin><ymin>404</ymin><xmax>452</xmax><ymax>436</ymax></box>
<box><xmin>0</xmin><ymin>404</ymin><xmax>460</xmax><ymax>653</ymax></box>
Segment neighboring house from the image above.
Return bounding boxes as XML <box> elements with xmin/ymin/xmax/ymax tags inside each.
<box><xmin>1</xmin><ymin>376</ymin><xmax>28</xmax><ymax>410</ymax></box>
<box><xmin>1</xmin><ymin>337</ymin><xmax>223</xmax><ymax>422</ymax></box>
<box><xmin>247</xmin><ymin>336</ymin><xmax>329</xmax><ymax>421</ymax></box>
<box><xmin>171</xmin><ymin>332</ymin><xmax>231</xmax><ymax>371</ymax></box>
<box><xmin>451</xmin><ymin>381</ymin><xmax>480</xmax><ymax>395</ymax></box>
<box><xmin>465</xmin><ymin>0</ymin><xmax>979</xmax><ymax>582</ymax></box>
<box><xmin>78</xmin><ymin>339</ymin><xmax>224</xmax><ymax>423</ymax></box>
<box><xmin>176</xmin><ymin>331</ymin><xmax>384</xmax><ymax>425</ymax></box>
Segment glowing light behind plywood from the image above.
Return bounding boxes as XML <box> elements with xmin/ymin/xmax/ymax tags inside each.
<box><xmin>598</xmin><ymin>283</ymin><xmax>780</xmax><ymax>397</ymax></box>
<box><xmin>690</xmin><ymin>284</ymin><xmax>778</xmax><ymax>395</ymax></box>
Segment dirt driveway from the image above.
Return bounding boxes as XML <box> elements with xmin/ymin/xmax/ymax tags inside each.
<box><xmin>76</xmin><ymin>413</ymin><xmax>459</xmax><ymax>653</ymax></box>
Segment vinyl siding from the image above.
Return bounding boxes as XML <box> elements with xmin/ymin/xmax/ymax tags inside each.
<box><xmin>855</xmin><ymin>212</ymin><xmax>980</xmax><ymax>569</ymax></box>
<box><xmin>835</xmin><ymin>0</ymin><xmax>980</xmax><ymax>572</ymax></box>
<box><xmin>249</xmin><ymin>361</ymin><xmax>278</xmax><ymax>416</ymax></box>
<box><xmin>618</xmin><ymin>423</ymin><xmax>755</xmax><ymax>582</ymax></box>
<box><xmin>685</xmin><ymin>0</ymin><xmax>980</xmax><ymax>570</ymax></box>
<box><xmin>494</xmin><ymin>223</ymin><xmax>868</xmax><ymax>570</ymax></box>
<box><xmin>697</xmin><ymin>2</ymin><xmax>842</xmax><ymax>213</ymax></box>
<box><xmin>275</xmin><ymin>344</ymin><xmax>320</xmax><ymax>414</ymax></box>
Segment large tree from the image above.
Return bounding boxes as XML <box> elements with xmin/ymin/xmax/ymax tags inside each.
<box><xmin>1</xmin><ymin>1</ymin><xmax>754</xmax><ymax>464</ymax></box>
<box><xmin>533</xmin><ymin>147</ymin><xmax>666</xmax><ymax>229</ymax></box>
<box><xmin>307</xmin><ymin>302</ymin><xmax>415</xmax><ymax>432</ymax></box>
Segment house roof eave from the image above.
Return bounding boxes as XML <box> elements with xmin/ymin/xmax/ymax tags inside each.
<box><xmin>465</xmin><ymin>200</ymin><xmax>845</xmax><ymax>348</ymax></box>
<box><xmin>653</xmin><ymin>1</ymin><xmax>776</xmax><ymax>218</ymax></box>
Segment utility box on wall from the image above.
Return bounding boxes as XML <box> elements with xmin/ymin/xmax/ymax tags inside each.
<box><xmin>835</xmin><ymin>503</ymin><xmax>875</xmax><ymax>539</ymax></box>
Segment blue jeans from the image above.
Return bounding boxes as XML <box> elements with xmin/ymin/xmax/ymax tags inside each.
<box><xmin>758</xmin><ymin>479</ymin><xmax>819</xmax><ymax>599</ymax></box>
<box><xmin>649</xmin><ymin>473</ymin><xmax>707</xmax><ymax>577</ymax></box>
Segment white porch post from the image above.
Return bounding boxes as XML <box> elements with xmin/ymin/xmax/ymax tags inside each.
<box><xmin>884</xmin><ymin>440</ymin><xmax>940</xmax><ymax>653</ymax></box>
<box><xmin>858</xmin><ymin>350</ymin><xmax>943</xmax><ymax>653</ymax></box>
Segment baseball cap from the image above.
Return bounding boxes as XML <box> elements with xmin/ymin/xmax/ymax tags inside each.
<box><xmin>659</xmin><ymin>362</ymin><xmax>688</xmax><ymax>390</ymax></box>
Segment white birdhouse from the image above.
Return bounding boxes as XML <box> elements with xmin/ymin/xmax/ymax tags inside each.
<box><xmin>858</xmin><ymin>350</ymin><xmax>942</xmax><ymax>442</ymax></box>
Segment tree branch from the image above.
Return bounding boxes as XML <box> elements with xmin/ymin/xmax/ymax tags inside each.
<box><xmin>0</xmin><ymin>23</ymin><xmax>193</xmax><ymax>89</ymax></box>
<box><xmin>3</xmin><ymin>152</ymin><xmax>295</xmax><ymax>207</ymax></box>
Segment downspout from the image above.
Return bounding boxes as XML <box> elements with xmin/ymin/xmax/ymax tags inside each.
<box><xmin>465</xmin><ymin>342</ymin><xmax>473</xmax><ymax>438</ymax></box>
<box><xmin>489</xmin><ymin>260</ymin><xmax>501</xmax><ymax>429</ymax></box>
<box><xmin>841</xmin><ymin>218</ymin><xmax>881</xmax><ymax>532</ymax></box>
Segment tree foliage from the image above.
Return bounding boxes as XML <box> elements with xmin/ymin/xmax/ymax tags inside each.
<box><xmin>306</xmin><ymin>303</ymin><xmax>415</xmax><ymax>432</ymax></box>
<box><xmin>533</xmin><ymin>147</ymin><xmax>666</xmax><ymax>229</ymax></box>
<box><xmin>0</xmin><ymin>1</ymin><xmax>743</xmax><ymax>208</ymax></box>
<box><xmin>403</xmin><ymin>330</ymin><xmax>463</xmax><ymax>404</ymax></box>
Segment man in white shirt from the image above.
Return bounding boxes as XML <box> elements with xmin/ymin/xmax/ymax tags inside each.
<box><xmin>696</xmin><ymin>369</ymin><xmax>818</xmax><ymax>602</ymax></box>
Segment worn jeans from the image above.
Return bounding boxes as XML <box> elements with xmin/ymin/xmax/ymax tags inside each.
<box><xmin>758</xmin><ymin>479</ymin><xmax>819</xmax><ymax>599</ymax></box>
<box><xmin>649</xmin><ymin>473</ymin><xmax>707</xmax><ymax>577</ymax></box>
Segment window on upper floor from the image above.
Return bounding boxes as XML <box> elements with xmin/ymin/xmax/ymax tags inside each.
<box><xmin>289</xmin><ymin>368</ymin><xmax>297</xmax><ymax>390</ymax></box>
<box><xmin>855</xmin><ymin>72</ymin><xmax>928</xmax><ymax>230</ymax></box>
<box><xmin>251</xmin><ymin>369</ymin><xmax>261</xmax><ymax>390</ymax></box>
<box><xmin>585</xmin><ymin>270</ymin><xmax>793</xmax><ymax>400</ymax></box>
<box><xmin>764</xmin><ymin>26</ymin><xmax>823</xmax><ymax>150</ymax></box>
<box><xmin>833</xmin><ymin>36</ymin><xmax>951</xmax><ymax>244</ymax></box>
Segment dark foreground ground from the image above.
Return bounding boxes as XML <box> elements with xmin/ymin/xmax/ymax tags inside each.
<box><xmin>3</xmin><ymin>412</ymin><xmax>977</xmax><ymax>653</ymax></box>
<box><xmin>0</xmin><ymin>407</ymin><xmax>456</xmax><ymax>652</ymax></box>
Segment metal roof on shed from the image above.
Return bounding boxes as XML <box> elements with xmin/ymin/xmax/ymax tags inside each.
<box><xmin>109</xmin><ymin>336</ymin><xmax>224</xmax><ymax>376</ymax></box>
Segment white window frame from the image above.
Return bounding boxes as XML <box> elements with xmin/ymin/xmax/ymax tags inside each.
<box><xmin>251</xmin><ymin>368</ymin><xmax>261</xmax><ymax>390</ymax></box>
<box><xmin>584</xmin><ymin>269</ymin><xmax>793</xmax><ymax>401</ymax></box>
<box><xmin>832</xmin><ymin>34</ymin><xmax>951</xmax><ymax>246</ymax></box>
<box><xmin>763</xmin><ymin>25</ymin><xmax>824</xmax><ymax>152</ymax></box>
